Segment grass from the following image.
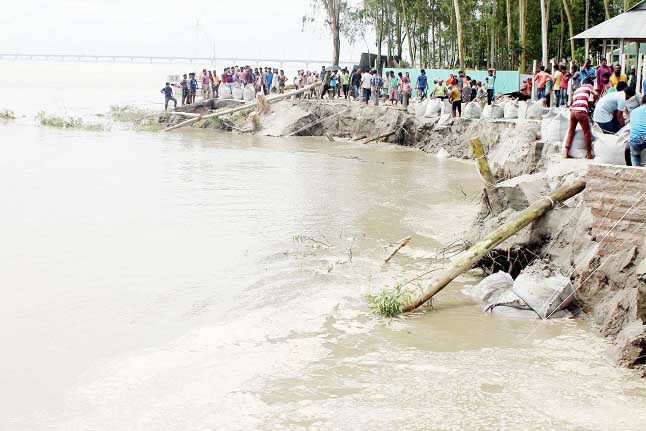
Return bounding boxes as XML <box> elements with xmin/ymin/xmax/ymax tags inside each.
<box><xmin>0</xmin><ymin>109</ymin><xmax>16</xmax><ymax>120</ymax></box>
<box><xmin>367</xmin><ymin>282</ymin><xmax>433</xmax><ymax>318</ymax></box>
<box><xmin>367</xmin><ymin>284</ymin><xmax>413</xmax><ymax>318</ymax></box>
<box><xmin>35</xmin><ymin>111</ymin><xmax>109</xmax><ymax>131</ymax></box>
<box><xmin>109</xmin><ymin>105</ymin><xmax>164</xmax><ymax>131</ymax></box>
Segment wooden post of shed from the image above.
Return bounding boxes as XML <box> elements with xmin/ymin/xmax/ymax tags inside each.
<box><xmin>637</xmin><ymin>51</ymin><xmax>644</xmax><ymax>96</ymax></box>
<box><xmin>531</xmin><ymin>60</ymin><xmax>538</xmax><ymax>100</ymax></box>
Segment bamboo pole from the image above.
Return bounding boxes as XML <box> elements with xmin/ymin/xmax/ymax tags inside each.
<box><xmin>470</xmin><ymin>137</ymin><xmax>502</xmax><ymax>214</ymax></box>
<box><xmin>162</xmin><ymin>82</ymin><xmax>322</xmax><ymax>132</ymax></box>
<box><xmin>384</xmin><ymin>236</ymin><xmax>412</xmax><ymax>263</ymax></box>
<box><xmin>402</xmin><ymin>178</ymin><xmax>586</xmax><ymax>313</ymax></box>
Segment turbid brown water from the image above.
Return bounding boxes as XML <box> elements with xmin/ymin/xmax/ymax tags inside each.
<box><xmin>1</xmin><ymin>116</ymin><xmax>646</xmax><ymax>430</ymax></box>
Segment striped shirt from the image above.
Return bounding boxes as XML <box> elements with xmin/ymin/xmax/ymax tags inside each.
<box><xmin>571</xmin><ymin>84</ymin><xmax>594</xmax><ymax>113</ymax></box>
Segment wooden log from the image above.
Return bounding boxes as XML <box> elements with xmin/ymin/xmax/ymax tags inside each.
<box><xmin>470</xmin><ymin>137</ymin><xmax>503</xmax><ymax>214</ymax></box>
<box><xmin>363</xmin><ymin>130</ymin><xmax>396</xmax><ymax>144</ymax></box>
<box><xmin>162</xmin><ymin>82</ymin><xmax>322</xmax><ymax>132</ymax></box>
<box><xmin>384</xmin><ymin>236</ymin><xmax>412</xmax><ymax>263</ymax></box>
<box><xmin>402</xmin><ymin>178</ymin><xmax>586</xmax><ymax>313</ymax></box>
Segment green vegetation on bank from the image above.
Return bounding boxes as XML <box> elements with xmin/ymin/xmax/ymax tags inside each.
<box><xmin>0</xmin><ymin>109</ymin><xmax>16</xmax><ymax>120</ymax></box>
<box><xmin>35</xmin><ymin>111</ymin><xmax>109</xmax><ymax>131</ymax></box>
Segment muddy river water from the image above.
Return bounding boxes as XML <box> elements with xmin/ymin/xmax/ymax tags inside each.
<box><xmin>1</xmin><ymin>62</ymin><xmax>646</xmax><ymax>430</ymax></box>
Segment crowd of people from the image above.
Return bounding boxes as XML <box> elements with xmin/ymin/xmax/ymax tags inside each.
<box><xmin>529</xmin><ymin>57</ymin><xmax>646</xmax><ymax>109</ymax></box>
<box><xmin>160</xmin><ymin>64</ymin><xmax>499</xmax><ymax>119</ymax></box>
<box><xmin>544</xmin><ymin>57</ymin><xmax>646</xmax><ymax>166</ymax></box>
<box><xmin>160</xmin><ymin>66</ymin><xmax>326</xmax><ymax>110</ymax></box>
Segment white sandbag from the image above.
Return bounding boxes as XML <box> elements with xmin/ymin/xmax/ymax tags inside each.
<box><xmin>441</xmin><ymin>100</ymin><xmax>453</xmax><ymax>116</ymax></box>
<box><xmin>232</xmin><ymin>85</ymin><xmax>243</xmax><ymax>100</ymax></box>
<box><xmin>542</xmin><ymin>110</ymin><xmax>570</xmax><ymax>143</ymax></box>
<box><xmin>243</xmin><ymin>85</ymin><xmax>255</xmax><ymax>101</ymax></box>
<box><xmin>424</xmin><ymin>99</ymin><xmax>442</xmax><ymax>117</ymax></box>
<box><xmin>503</xmin><ymin>100</ymin><xmax>519</xmax><ymax>119</ymax></box>
<box><xmin>219</xmin><ymin>83</ymin><xmax>232</xmax><ymax>99</ymax></box>
<box><xmin>512</xmin><ymin>260</ymin><xmax>574</xmax><ymax>319</ymax></box>
<box><xmin>594</xmin><ymin>128</ymin><xmax>627</xmax><ymax>165</ymax></box>
<box><xmin>482</xmin><ymin>103</ymin><xmax>504</xmax><ymax>119</ymax></box>
<box><xmin>463</xmin><ymin>102</ymin><xmax>482</xmax><ymax>119</ymax></box>
<box><xmin>461</xmin><ymin>271</ymin><xmax>513</xmax><ymax>301</ymax></box>
<box><xmin>406</xmin><ymin>103</ymin><xmax>416</xmax><ymax>115</ymax></box>
<box><xmin>415</xmin><ymin>99</ymin><xmax>429</xmax><ymax>117</ymax></box>
<box><xmin>517</xmin><ymin>101</ymin><xmax>528</xmax><ymax>119</ymax></box>
<box><xmin>526</xmin><ymin>100</ymin><xmax>544</xmax><ymax>119</ymax></box>
<box><xmin>567</xmin><ymin>128</ymin><xmax>594</xmax><ymax>159</ymax></box>
<box><xmin>436</xmin><ymin>113</ymin><xmax>453</xmax><ymax>128</ymax></box>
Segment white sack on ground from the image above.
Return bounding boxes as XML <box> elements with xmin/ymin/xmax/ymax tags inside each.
<box><xmin>461</xmin><ymin>271</ymin><xmax>513</xmax><ymax>300</ymax></box>
<box><xmin>219</xmin><ymin>84</ymin><xmax>232</xmax><ymax>99</ymax></box>
<box><xmin>232</xmin><ymin>85</ymin><xmax>244</xmax><ymax>100</ymax></box>
<box><xmin>415</xmin><ymin>99</ymin><xmax>429</xmax><ymax>117</ymax></box>
<box><xmin>512</xmin><ymin>260</ymin><xmax>574</xmax><ymax>319</ymax></box>
<box><xmin>503</xmin><ymin>100</ymin><xmax>519</xmax><ymax>119</ymax></box>
<box><xmin>243</xmin><ymin>85</ymin><xmax>256</xmax><ymax>101</ymax></box>
<box><xmin>436</xmin><ymin>113</ymin><xmax>453</xmax><ymax>128</ymax></box>
<box><xmin>441</xmin><ymin>100</ymin><xmax>453</xmax><ymax>116</ymax></box>
<box><xmin>590</xmin><ymin>123</ymin><xmax>626</xmax><ymax>165</ymax></box>
<box><xmin>482</xmin><ymin>103</ymin><xmax>504</xmax><ymax>119</ymax></box>
<box><xmin>567</xmin><ymin>128</ymin><xmax>594</xmax><ymax>159</ymax></box>
<box><xmin>542</xmin><ymin>110</ymin><xmax>570</xmax><ymax>143</ymax></box>
<box><xmin>526</xmin><ymin>101</ymin><xmax>544</xmax><ymax>119</ymax></box>
<box><xmin>463</xmin><ymin>102</ymin><xmax>482</xmax><ymax>119</ymax></box>
<box><xmin>424</xmin><ymin>99</ymin><xmax>442</xmax><ymax>117</ymax></box>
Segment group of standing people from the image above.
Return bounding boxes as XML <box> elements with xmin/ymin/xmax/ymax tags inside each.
<box><xmin>532</xmin><ymin>57</ymin><xmax>645</xmax><ymax>108</ymax></box>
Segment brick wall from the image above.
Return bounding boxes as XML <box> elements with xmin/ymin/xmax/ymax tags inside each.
<box><xmin>584</xmin><ymin>165</ymin><xmax>646</xmax><ymax>256</ymax></box>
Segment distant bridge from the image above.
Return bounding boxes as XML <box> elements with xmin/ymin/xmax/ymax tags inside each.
<box><xmin>0</xmin><ymin>53</ymin><xmax>356</xmax><ymax>67</ymax></box>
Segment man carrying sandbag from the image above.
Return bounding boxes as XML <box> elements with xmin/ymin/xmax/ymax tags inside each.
<box><xmin>593</xmin><ymin>82</ymin><xmax>635</xmax><ymax>134</ymax></box>
<box><xmin>564</xmin><ymin>76</ymin><xmax>595</xmax><ymax>159</ymax></box>
<box><xmin>629</xmin><ymin>95</ymin><xmax>646</xmax><ymax>167</ymax></box>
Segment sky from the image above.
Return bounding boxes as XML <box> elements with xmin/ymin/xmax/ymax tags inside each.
<box><xmin>1</xmin><ymin>0</ymin><xmax>365</xmax><ymax>62</ymax></box>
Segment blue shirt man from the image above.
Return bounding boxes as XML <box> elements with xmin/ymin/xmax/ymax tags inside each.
<box><xmin>628</xmin><ymin>96</ymin><xmax>646</xmax><ymax>167</ymax></box>
<box><xmin>416</xmin><ymin>69</ymin><xmax>428</xmax><ymax>98</ymax></box>
<box><xmin>266</xmin><ymin>71</ymin><xmax>274</xmax><ymax>89</ymax></box>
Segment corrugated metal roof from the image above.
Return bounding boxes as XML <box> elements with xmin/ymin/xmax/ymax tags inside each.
<box><xmin>573</xmin><ymin>0</ymin><xmax>646</xmax><ymax>40</ymax></box>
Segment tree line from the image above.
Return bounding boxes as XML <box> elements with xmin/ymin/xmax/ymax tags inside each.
<box><xmin>308</xmin><ymin>0</ymin><xmax>643</xmax><ymax>72</ymax></box>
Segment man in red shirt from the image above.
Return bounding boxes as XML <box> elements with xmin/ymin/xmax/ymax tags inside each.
<box><xmin>564</xmin><ymin>76</ymin><xmax>596</xmax><ymax>159</ymax></box>
<box><xmin>534</xmin><ymin>66</ymin><xmax>550</xmax><ymax>100</ymax></box>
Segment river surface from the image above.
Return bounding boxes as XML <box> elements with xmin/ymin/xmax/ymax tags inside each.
<box><xmin>1</xmin><ymin>62</ymin><xmax>646</xmax><ymax>430</ymax></box>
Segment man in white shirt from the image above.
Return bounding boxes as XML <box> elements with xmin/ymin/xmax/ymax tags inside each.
<box><xmin>593</xmin><ymin>82</ymin><xmax>634</xmax><ymax>133</ymax></box>
<box><xmin>360</xmin><ymin>69</ymin><xmax>372</xmax><ymax>105</ymax></box>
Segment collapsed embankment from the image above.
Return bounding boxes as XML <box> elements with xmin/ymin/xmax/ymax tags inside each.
<box><xmin>164</xmin><ymin>98</ymin><xmax>646</xmax><ymax>373</ymax></box>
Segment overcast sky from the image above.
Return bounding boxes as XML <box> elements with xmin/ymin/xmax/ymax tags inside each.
<box><xmin>2</xmin><ymin>0</ymin><xmax>365</xmax><ymax>62</ymax></box>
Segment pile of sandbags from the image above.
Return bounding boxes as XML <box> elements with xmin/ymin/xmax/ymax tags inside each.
<box><xmin>462</xmin><ymin>260</ymin><xmax>575</xmax><ymax>319</ymax></box>
<box><xmin>415</xmin><ymin>99</ymin><xmax>429</xmax><ymax>117</ymax></box>
<box><xmin>482</xmin><ymin>103</ymin><xmax>504</xmax><ymax>119</ymax></box>
<box><xmin>424</xmin><ymin>99</ymin><xmax>442</xmax><ymax>117</ymax></box>
<box><xmin>463</xmin><ymin>102</ymin><xmax>482</xmax><ymax>119</ymax></box>
<box><xmin>243</xmin><ymin>85</ymin><xmax>256</xmax><ymax>101</ymax></box>
<box><xmin>232</xmin><ymin>84</ymin><xmax>244</xmax><ymax>100</ymax></box>
<box><xmin>503</xmin><ymin>100</ymin><xmax>519</xmax><ymax>119</ymax></box>
<box><xmin>219</xmin><ymin>83</ymin><xmax>233</xmax><ymax>99</ymax></box>
<box><xmin>541</xmin><ymin>109</ymin><xmax>570</xmax><ymax>143</ymax></box>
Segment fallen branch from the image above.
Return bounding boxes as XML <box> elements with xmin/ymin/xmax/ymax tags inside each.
<box><xmin>401</xmin><ymin>179</ymin><xmax>587</xmax><ymax>313</ymax></box>
<box><xmin>384</xmin><ymin>236</ymin><xmax>412</xmax><ymax>263</ymax></box>
<box><xmin>363</xmin><ymin>130</ymin><xmax>396</xmax><ymax>144</ymax></box>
